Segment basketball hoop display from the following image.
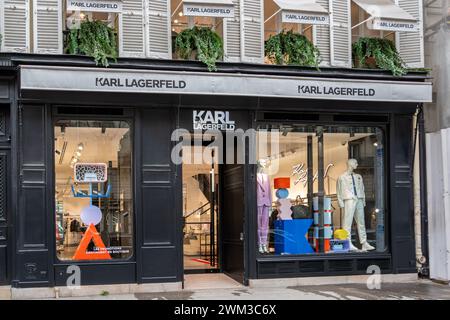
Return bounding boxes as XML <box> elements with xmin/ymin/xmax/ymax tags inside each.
<box><xmin>74</xmin><ymin>163</ymin><xmax>108</xmax><ymax>183</ymax></box>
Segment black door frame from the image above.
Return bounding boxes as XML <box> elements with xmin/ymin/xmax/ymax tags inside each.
<box><xmin>50</xmin><ymin>105</ymin><xmax>138</xmax><ymax>286</ymax></box>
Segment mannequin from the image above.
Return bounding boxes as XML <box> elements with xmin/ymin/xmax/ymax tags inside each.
<box><xmin>257</xmin><ymin>159</ymin><xmax>272</xmax><ymax>254</ymax></box>
<box><xmin>337</xmin><ymin>159</ymin><xmax>375</xmax><ymax>252</ymax></box>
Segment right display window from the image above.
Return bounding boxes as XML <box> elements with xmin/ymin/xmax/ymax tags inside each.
<box><xmin>256</xmin><ymin>125</ymin><xmax>386</xmax><ymax>256</ymax></box>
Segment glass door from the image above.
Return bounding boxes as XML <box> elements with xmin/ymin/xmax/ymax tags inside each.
<box><xmin>182</xmin><ymin>146</ymin><xmax>220</xmax><ymax>272</ymax></box>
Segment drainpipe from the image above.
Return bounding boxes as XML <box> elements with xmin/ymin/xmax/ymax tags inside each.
<box><xmin>412</xmin><ymin>105</ymin><xmax>429</xmax><ymax>277</ymax></box>
<box><xmin>418</xmin><ymin>105</ymin><xmax>430</xmax><ymax>276</ymax></box>
<box><xmin>413</xmin><ymin>109</ymin><xmax>423</xmax><ymax>271</ymax></box>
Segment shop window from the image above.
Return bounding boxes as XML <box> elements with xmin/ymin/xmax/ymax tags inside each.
<box><xmin>255</xmin><ymin>125</ymin><xmax>386</xmax><ymax>256</ymax></box>
<box><xmin>351</xmin><ymin>2</ymin><xmax>395</xmax><ymax>44</ymax></box>
<box><xmin>55</xmin><ymin>120</ymin><xmax>133</xmax><ymax>261</ymax></box>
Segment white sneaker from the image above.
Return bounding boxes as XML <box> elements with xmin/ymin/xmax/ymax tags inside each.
<box><xmin>259</xmin><ymin>245</ymin><xmax>265</xmax><ymax>254</ymax></box>
<box><xmin>361</xmin><ymin>242</ymin><xmax>375</xmax><ymax>251</ymax></box>
<box><xmin>349</xmin><ymin>242</ymin><xmax>359</xmax><ymax>251</ymax></box>
<box><xmin>263</xmin><ymin>244</ymin><xmax>269</xmax><ymax>253</ymax></box>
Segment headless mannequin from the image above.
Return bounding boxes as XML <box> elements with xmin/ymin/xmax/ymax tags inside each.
<box><xmin>257</xmin><ymin>159</ymin><xmax>272</xmax><ymax>254</ymax></box>
<box><xmin>337</xmin><ymin>159</ymin><xmax>375</xmax><ymax>252</ymax></box>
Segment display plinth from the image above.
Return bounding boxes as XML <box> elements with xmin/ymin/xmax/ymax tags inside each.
<box><xmin>274</xmin><ymin>219</ymin><xmax>314</xmax><ymax>255</ymax></box>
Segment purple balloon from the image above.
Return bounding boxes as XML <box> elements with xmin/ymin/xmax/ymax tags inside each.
<box><xmin>80</xmin><ymin>205</ymin><xmax>102</xmax><ymax>225</ymax></box>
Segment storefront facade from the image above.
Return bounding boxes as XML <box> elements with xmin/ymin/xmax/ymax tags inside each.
<box><xmin>0</xmin><ymin>54</ymin><xmax>431</xmax><ymax>288</ymax></box>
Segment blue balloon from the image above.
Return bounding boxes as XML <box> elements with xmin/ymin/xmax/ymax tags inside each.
<box><xmin>276</xmin><ymin>188</ymin><xmax>289</xmax><ymax>199</ymax></box>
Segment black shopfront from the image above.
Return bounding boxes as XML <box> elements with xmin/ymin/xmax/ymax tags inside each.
<box><xmin>0</xmin><ymin>54</ymin><xmax>431</xmax><ymax>288</ymax></box>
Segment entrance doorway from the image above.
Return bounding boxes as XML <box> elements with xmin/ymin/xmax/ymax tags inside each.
<box><xmin>182</xmin><ymin>147</ymin><xmax>220</xmax><ymax>273</ymax></box>
<box><xmin>181</xmin><ymin>134</ymin><xmax>246</xmax><ymax>284</ymax></box>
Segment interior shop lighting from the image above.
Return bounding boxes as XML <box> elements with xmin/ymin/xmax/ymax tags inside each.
<box><xmin>179</xmin><ymin>12</ymin><xmax>183</xmax><ymax>17</ymax></box>
<box><xmin>77</xmin><ymin>143</ymin><xmax>84</xmax><ymax>151</ymax></box>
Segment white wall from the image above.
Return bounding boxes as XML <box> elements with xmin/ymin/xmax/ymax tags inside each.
<box><xmin>426</xmin><ymin>129</ymin><xmax>450</xmax><ymax>281</ymax></box>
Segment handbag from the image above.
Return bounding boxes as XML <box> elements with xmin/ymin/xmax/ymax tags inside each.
<box><xmin>290</xmin><ymin>195</ymin><xmax>312</xmax><ymax>219</ymax></box>
<box><xmin>290</xmin><ymin>204</ymin><xmax>311</xmax><ymax>219</ymax></box>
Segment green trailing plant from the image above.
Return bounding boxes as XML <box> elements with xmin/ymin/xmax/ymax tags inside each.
<box><xmin>65</xmin><ymin>19</ymin><xmax>118</xmax><ymax>67</ymax></box>
<box><xmin>352</xmin><ymin>37</ymin><xmax>406</xmax><ymax>76</ymax></box>
<box><xmin>174</xmin><ymin>26</ymin><xmax>223</xmax><ymax>72</ymax></box>
<box><xmin>265</xmin><ymin>30</ymin><xmax>320</xmax><ymax>68</ymax></box>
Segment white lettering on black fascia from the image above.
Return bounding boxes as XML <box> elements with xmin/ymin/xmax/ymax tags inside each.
<box><xmin>297</xmin><ymin>85</ymin><xmax>376</xmax><ymax>97</ymax></box>
<box><xmin>95</xmin><ymin>78</ymin><xmax>187</xmax><ymax>89</ymax></box>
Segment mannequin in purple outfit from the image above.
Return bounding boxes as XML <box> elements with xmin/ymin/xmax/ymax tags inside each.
<box><xmin>257</xmin><ymin>159</ymin><xmax>272</xmax><ymax>254</ymax></box>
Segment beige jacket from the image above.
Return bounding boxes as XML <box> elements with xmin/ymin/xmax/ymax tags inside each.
<box><xmin>336</xmin><ymin>172</ymin><xmax>366</xmax><ymax>208</ymax></box>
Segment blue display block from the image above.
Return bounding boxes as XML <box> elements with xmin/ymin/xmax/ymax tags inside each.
<box><xmin>274</xmin><ymin>219</ymin><xmax>314</xmax><ymax>255</ymax></box>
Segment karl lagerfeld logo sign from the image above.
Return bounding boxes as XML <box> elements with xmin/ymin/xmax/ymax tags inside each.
<box><xmin>193</xmin><ymin>110</ymin><xmax>236</xmax><ymax>131</ymax></box>
<box><xmin>184</xmin><ymin>4</ymin><xmax>234</xmax><ymax>18</ymax></box>
<box><xmin>368</xmin><ymin>18</ymin><xmax>420</xmax><ymax>32</ymax></box>
<box><xmin>95</xmin><ymin>77</ymin><xmax>186</xmax><ymax>89</ymax></box>
<box><xmin>67</xmin><ymin>0</ymin><xmax>123</xmax><ymax>13</ymax></box>
<box><xmin>298</xmin><ymin>85</ymin><xmax>376</xmax><ymax>97</ymax></box>
<box><xmin>282</xmin><ymin>11</ymin><xmax>329</xmax><ymax>25</ymax></box>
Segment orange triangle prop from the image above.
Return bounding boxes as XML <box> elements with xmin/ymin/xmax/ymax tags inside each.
<box><xmin>73</xmin><ymin>224</ymin><xmax>112</xmax><ymax>260</ymax></box>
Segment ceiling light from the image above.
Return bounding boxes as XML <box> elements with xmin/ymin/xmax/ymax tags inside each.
<box><xmin>373</xmin><ymin>142</ymin><xmax>378</xmax><ymax>147</ymax></box>
<box><xmin>179</xmin><ymin>12</ymin><xmax>183</xmax><ymax>17</ymax></box>
<box><xmin>174</xmin><ymin>19</ymin><xmax>179</xmax><ymax>24</ymax></box>
<box><xmin>76</xmin><ymin>151</ymin><xmax>81</xmax><ymax>157</ymax></box>
<box><xmin>78</xmin><ymin>143</ymin><xmax>84</xmax><ymax>151</ymax></box>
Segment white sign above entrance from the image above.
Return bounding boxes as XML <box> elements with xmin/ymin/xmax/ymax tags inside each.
<box><xmin>66</xmin><ymin>0</ymin><xmax>123</xmax><ymax>13</ymax></box>
<box><xmin>20</xmin><ymin>65</ymin><xmax>433</xmax><ymax>103</ymax></box>
<box><xmin>281</xmin><ymin>11</ymin><xmax>329</xmax><ymax>25</ymax></box>
<box><xmin>367</xmin><ymin>18</ymin><xmax>420</xmax><ymax>32</ymax></box>
<box><xmin>183</xmin><ymin>0</ymin><xmax>235</xmax><ymax>18</ymax></box>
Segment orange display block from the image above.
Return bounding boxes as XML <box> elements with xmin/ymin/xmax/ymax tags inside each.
<box><xmin>73</xmin><ymin>224</ymin><xmax>112</xmax><ymax>260</ymax></box>
<box><xmin>274</xmin><ymin>177</ymin><xmax>290</xmax><ymax>189</ymax></box>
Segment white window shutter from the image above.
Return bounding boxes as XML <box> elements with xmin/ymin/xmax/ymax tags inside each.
<box><xmin>120</xmin><ymin>0</ymin><xmax>146</xmax><ymax>58</ymax></box>
<box><xmin>315</xmin><ymin>0</ymin><xmax>331</xmax><ymax>66</ymax></box>
<box><xmin>1</xmin><ymin>0</ymin><xmax>30</xmax><ymax>53</ymax></box>
<box><xmin>396</xmin><ymin>0</ymin><xmax>424</xmax><ymax>68</ymax></box>
<box><xmin>146</xmin><ymin>0</ymin><xmax>171</xmax><ymax>59</ymax></box>
<box><xmin>223</xmin><ymin>0</ymin><xmax>241</xmax><ymax>62</ymax></box>
<box><xmin>33</xmin><ymin>0</ymin><xmax>62</xmax><ymax>54</ymax></box>
<box><xmin>240</xmin><ymin>0</ymin><xmax>263</xmax><ymax>64</ymax></box>
<box><xmin>329</xmin><ymin>0</ymin><xmax>351</xmax><ymax>68</ymax></box>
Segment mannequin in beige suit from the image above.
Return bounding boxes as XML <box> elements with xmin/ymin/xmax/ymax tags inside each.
<box><xmin>337</xmin><ymin>159</ymin><xmax>375</xmax><ymax>252</ymax></box>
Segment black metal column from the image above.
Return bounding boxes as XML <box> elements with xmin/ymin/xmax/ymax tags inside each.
<box><xmin>317</xmin><ymin>127</ymin><xmax>325</xmax><ymax>253</ymax></box>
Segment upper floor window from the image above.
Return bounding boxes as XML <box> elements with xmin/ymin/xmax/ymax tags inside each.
<box><xmin>171</xmin><ymin>0</ymin><xmax>234</xmax><ymax>70</ymax></box>
<box><xmin>64</xmin><ymin>0</ymin><xmax>123</xmax><ymax>66</ymax></box>
<box><xmin>263</xmin><ymin>0</ymin><xmax>329</xmax><ymax>66</ymax></box>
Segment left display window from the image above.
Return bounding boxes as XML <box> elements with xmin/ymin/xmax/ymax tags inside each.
<box><xmin>54</xmin><ymin>120</ymin><xmax>133</xmax><ymax>261</ymax></box>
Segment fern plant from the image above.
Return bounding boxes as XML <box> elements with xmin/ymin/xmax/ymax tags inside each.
<box><xmin>352</xmin><ymin>37</ymin><xmax>406</xmax><ymax>76</ymax></box>
<box><xmin>174</xmin><ymin>26</ymin><xmax>223</xmax><ymax>72</ymax></box>
<box><xmin>65</xmin><ymin>19</ymin><xmax>118</xmax><ymax>67</ymax></box>
<box><xmin>265</xmin><ymin>30</ymin><xmax>321</xmax><ymax>68</ymax></box>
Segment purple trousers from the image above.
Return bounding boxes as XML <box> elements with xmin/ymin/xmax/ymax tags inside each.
<box><xmin>258</xmin><ymin>205</ymin><xmax>270</xmax><ymax>246</ymax></box>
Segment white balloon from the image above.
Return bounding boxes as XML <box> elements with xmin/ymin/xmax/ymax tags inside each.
<box><xmin>80</xmin><ymin>205</ymin><xmax>102</xmax><ymax>225</ymax></box>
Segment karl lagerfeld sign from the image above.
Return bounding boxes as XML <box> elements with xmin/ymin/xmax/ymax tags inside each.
<box><xmin>183</xmin><ymin>3</ymin><xmax>234</xmax><ymax>18</ymax></box>
<box><xmin>66</xmin><ymin>0</ymin><xmax>123</xmax><ymax>13</ymax></box>
<box><xmin>368</xmin><ymin>18</ymin><xmax>420</xmax><ymax>32</ymax></box>
<box><xmin>282</xmin><ymin>11</ymin><xmax>329</xmax><ymax>25</ymax></box>
<box><xmin>193</xmin><ymin>110</ymin><xmax>236</xmax><ymax>130</ymax></box>
<box><xmin>20</xmin><ymin>65</ymin><xmax>433</xmax><ymax>103</ymax></box>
